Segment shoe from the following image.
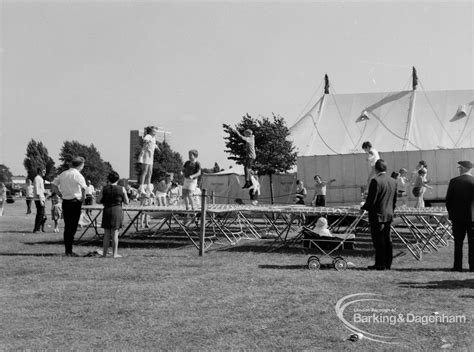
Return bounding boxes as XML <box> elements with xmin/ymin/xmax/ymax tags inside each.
<box><xmin>242</xmin><ymin>181</ymin><xmax>250</xmax><ymax>189</ymax></box>
<box><xmin>66</xmin><ymin>252</ymin><xmax>80</xmax><ymax>257</ymax></box>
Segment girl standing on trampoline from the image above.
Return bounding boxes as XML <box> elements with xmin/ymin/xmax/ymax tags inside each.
<box><xmin>138</xmin><ymin>126</ymin><xmax>160</xmax><ymax>196</ymax></box>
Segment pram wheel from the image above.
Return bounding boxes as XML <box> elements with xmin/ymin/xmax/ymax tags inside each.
<box><xmin>333</xmin><ymin>257</ymin><xmax>347</xmax><ymax>271</ymax></box>
<box><xmin>307</xmin><ymin>256</ymin><xmax>320</xmax><ymax>270</ymax></box>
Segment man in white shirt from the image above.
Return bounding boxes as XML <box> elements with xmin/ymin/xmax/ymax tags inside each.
<box><xmin>52</xmin><ymin>156</ymin><xmax>87</xmax><ymax>257</ymax></box>
<box><xmin>33</xmin><ymin>168</ymin><xmax>46</xmax><ymax>233</ymax></box>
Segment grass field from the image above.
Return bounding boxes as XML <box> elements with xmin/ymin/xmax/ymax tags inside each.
<box><xmin>1</xmin><ymin>200</ymin><xmax>473</xmax><ymax>351</ymax></box>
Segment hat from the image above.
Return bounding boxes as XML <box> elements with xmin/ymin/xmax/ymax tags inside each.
<box><xmin>457</xmin><ymin>160</ymin><xmax>473</xmax><ymax>169</ymax></box>
<box><xmin>314</xmin><ymin>217</ymin><xmax>332</xmax><ymax>237</ymax></box>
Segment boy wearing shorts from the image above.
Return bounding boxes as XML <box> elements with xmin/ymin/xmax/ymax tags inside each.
<box><xmin>182</xmin><ymin>150</ymin><xmax>201</xmax><ymax>210</ymax></box>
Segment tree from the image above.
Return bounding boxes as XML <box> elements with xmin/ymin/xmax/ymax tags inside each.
<box><xmin>201</xmin><ymin>162</ymin><xmax>223</xmax><ymax>175</ymax></box>
<box><xmin>58</xmin><ymin>140</ymin><xmax>115</xmax><ymax>187</ymax></box>
<box><xmin>223</xmin><ymin>113</ymin><xmax>297</xmax><ymax>203</ymax></box>
<box><xmin>212</xmin><ymin>162</ymin><xmax>222</xmax><ymax>173</ymax></box>
<box><xmin>23</xmin><ymin>139</ymin><xmax>56</xmax><ymax>181</ymax></box>
<box><xmin>0</xmin><ymin>164</ymin><xmax>13</xmax><ymax>184</ymax></box>
<box><xmin>134</xmin><ymin>141</ymin><xmax>184</xmax><ymax>184</ymax></box>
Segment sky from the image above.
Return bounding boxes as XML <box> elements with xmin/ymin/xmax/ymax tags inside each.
<box><xmin>1</xmin><ymin>0</ymin><xmax>473</xmax><ymax>179</ymax></box>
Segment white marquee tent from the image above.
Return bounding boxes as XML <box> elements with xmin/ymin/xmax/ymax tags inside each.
<box><xmin>289</xmin><ymin>85</ymin><xmax>474</xmax><ymax>205</ymax></box>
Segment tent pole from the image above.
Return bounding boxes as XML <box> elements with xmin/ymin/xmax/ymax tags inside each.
<box><xmin>403</xmin><ymin>68</ymin><xmax>417</xmax><ymax>150</ymax></box>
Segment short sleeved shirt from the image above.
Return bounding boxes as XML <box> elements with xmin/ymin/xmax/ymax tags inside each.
<box><xmin>183</xmin><ymin>160</ymin><xmax>201</xmax><ymax>178</ymax></box>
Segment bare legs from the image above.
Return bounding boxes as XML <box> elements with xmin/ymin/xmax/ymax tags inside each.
<box><xmin>102</xmin><ymin>228</ymin><xmax>121</xmax><ymax>258</ymax></box>
<box><xmin>139</xmin><ymin>164</ymin><xmax>153</xmax><ymax>193</ymax></box>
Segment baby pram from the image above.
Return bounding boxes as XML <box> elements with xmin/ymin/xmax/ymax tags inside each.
<box><xmin>301</xmin><ymin>216</ymin><xmax>358</xmax><ymax>271</ymax></box>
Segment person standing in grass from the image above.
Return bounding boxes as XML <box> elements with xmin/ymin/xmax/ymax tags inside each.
<box><xmin>361</xmin><ymin>159</ymin><xmax>397</xmax><ymax>271</ymax></box>
<box><xmin>48</xmin><ymin>192</ymin><xmax>62</xmax><ymax>233</ymax></box>
<box><xmin>52</xmin><ymin>157</ymin><xmax>87</xmax><ymax>257</ymax></box>
<box><xmin>33</xmin><ymin>167</ymin><xmax>47</xmax><ymax>232</ymax></box>
<box><xmin>24</xmin><ymin>179</ymin><xmax>34</xmax><ymax>214</ymax></box>
<box><xmin>96</xmin><ymin>171</ymin><xmax>129</xmax><ymax>258</ymax></box>
<box><xmin>445</xmin><ymin>160</ymin><xmax>474</xmax><ymax>272</ymax></box>
<box><xmin>0</xmin><ymin>182</ymin><xmax>6</xmax><ymax>216</ymax></box>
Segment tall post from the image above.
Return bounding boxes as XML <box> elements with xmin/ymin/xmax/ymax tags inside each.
<box><xmin>403</xmin><ymin>67</ymin><xmax>418</xmax><ymax>150</ymax></box>
<box><xmin>211</xmin><ymin>191</ymin><xmax>215</xmax><ymax>204</ymax></box>
<box><xmin>199</xmin><ymin>189</ymin><xmax>207</xmax><ymax>256</ymax></box>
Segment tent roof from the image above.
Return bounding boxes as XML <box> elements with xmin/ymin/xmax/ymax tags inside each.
<box><xmin>289</xmin><ymin>89</ymin><xmax>474</xmax><ymax>155</ymax></box>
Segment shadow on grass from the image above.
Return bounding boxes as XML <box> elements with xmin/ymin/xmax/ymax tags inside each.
<box><xmin>24</xmin><ymin>239</ymin><xmax>193</xmax><ymax>250</ymax></box>
<box><xmin>0</xmin><ymin>230</ymin><xmax>34</xmax><ymax>234</ymax></box>
<box><xmin>398</xmin><ymin>279</ymin><xmax>474</xmax><ymax>289</ymax></box>
<box><xmin>259</xmin><ymin>264</ymin><xmax>308</xmax><ymax>270</ymax></box>
<box><xmin>0</xmin><ymin>252</ymin><xmax>62</xmax><ymax>257</ymax></box>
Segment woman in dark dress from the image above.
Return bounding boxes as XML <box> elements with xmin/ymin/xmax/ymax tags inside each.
<box><xmin>96</xmin><ymin>171</ymin><xmax>129</xmax><ymax>258</ymax></box>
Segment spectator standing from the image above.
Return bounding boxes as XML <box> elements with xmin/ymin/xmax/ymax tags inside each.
<box><xmin>52</xmin><ymin>157</ymin><xmax>87</xmax><ymax>256</ymax></box>
<box><xmin>0</xmin><ymin>183</ymin><xmax>6</xmax><ymax>216</ymax></box>
<box><xmin>24</xmin><ymin>179</ymin><xmax>34</xmax><ymax>214</ymax></box>
<box><xmin>445</xmin><ymin>160</ymin><xmax>474</xmax><ymax>272</ymax></box>
<box><xmin>96</xmin><ymin>171</ymin><xmax>129</xmax><ymax>258</ymax></box>
<box><xmin>48</xmin><ymin>192</ymin><xmax>62</xmax><ymax>233</ymax></box>
<box><xmin>33</xmin><ymin>168</ymin><xmax>47</xmax><ymax>233</ymax></box>
<box><xmin>361</xmin><ymin>159</ymin><xmax>397</xmax><ymax>270</ymax></box>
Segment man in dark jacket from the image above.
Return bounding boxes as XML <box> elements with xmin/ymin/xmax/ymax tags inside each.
<box><xmin>361</xmin><ymin>159</ymin><xmax>397</xmax><ymax>270</ymax></box>
<box><xmin>445</xmin><ymin>160</ymin><xmax>474</xmax><ymax>272</ymax></box>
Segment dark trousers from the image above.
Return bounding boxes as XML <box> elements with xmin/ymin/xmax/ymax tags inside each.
<box><xmin>452</xmin><ymin>221</ymin><xmax>474</xmax><ymax>271</ymax></box>
<box><xmin>244</xmin><ymin>158</ymin><xmax>255</xmax><ymax>182</ymax></box>
<box><xmin>62</xmin><ymin>199</ymin><xmax>82</xmax><ymax>254</ymax></box>
<box><xmin>315</xmin><ymin>195</ymin><xmax>326</xmax><ymax>207</ymax></box>
<box><xmin>26</xmin><ymin>198</ymin><xmax>33</xmax><ymax>214</ymax></box>
<box><xmin>34</xmin><ymin>200</ymin><xmax>46</xmax><ymax>231</ymax></box>
<box><xmin>369</xmin><ymin>221</ymin><xmax>393</xmax><ymax>269</ymax></box>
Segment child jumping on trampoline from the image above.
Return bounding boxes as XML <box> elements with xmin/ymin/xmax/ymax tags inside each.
<box><xmin>310</xmin><ymin>175</ymin><xmax>336</xmax><ymax>207</ymax></box>
<box><xmin>230</xmin><ymin>127</ymin><xmax>256</xmax><ymax>188</ymax></box>
<box><xmin>138</xmin><ymin>126</ymin><xmax>161</xmax><ymax>197</ymax></box>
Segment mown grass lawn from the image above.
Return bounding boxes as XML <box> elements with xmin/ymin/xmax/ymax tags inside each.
<box><xmin>1</xmin><ymin>200</ymin><xmax>473</xmax><ymax>351</ymax></box>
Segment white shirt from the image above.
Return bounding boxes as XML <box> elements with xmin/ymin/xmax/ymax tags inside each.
<box><xmin>367</xmin><ymin>149</ymin><xmax>380</xmax><ymax>167</ymax></box>
<box><xmin>33</xmin><ymin>175</ymin><xmax>45</xmax><ymax>201</ymax></box>
<box><xmin>52</xmin><ymin>168</ymin><xmax>87</xmax><ymax>200</ymax></box>
<box><xmin>85</xmin><ymin>184</ymin><xmax>95</xmax><ymax>196</ymax></box>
